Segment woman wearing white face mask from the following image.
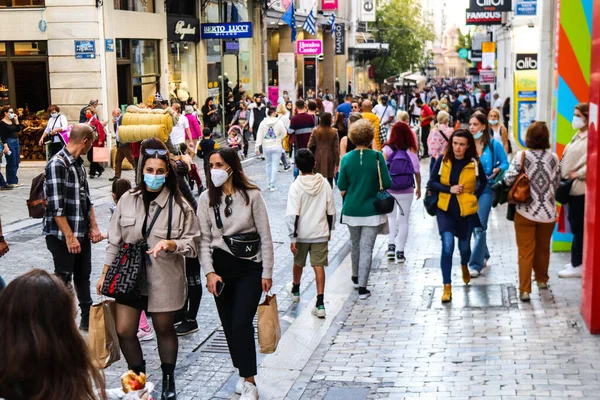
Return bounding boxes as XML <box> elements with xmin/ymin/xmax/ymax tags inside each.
<box><xmin>488</xmin><ymin>108</ymin><xmax>510</xmax><ymax>155</ymax></box>
<box><xmin>558</xmin><ymin>103</ymin><xmax>589</xmax><ymax>279</ymax></box>
<box><xmin>198</xmin><ymin>147</ymin><xmax>274</xmax><ymax>400</ymax></box>
<box><xmin>39</xmin><ymin>104</ymin><xmax>69</xmax><ymax>157</ymax></box>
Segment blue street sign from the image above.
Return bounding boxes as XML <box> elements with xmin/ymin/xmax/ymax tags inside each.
<box><xmin>105</xmin><ymin>39</ymin><xmax>115</xmax><ymax>52</ymax></box>
<box><xmin>515</xmin><ymin>0</ymin><xmax>536</xmax><ymax>16</ymax></box>
<box><xmin>75</xmin><ymin>40</ymin><xmax>95</xmax><ymax>59</ymax></box>
<box><xmin>201</xmin><ymin>22</ymin><xmax>253</xmax><ymax>39</ymax></box>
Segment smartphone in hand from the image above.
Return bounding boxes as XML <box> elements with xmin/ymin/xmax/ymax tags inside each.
<box><xmin>216</xmin><ymin>281</ymin><xmax>225</xmax><ymax>297</ymax></box>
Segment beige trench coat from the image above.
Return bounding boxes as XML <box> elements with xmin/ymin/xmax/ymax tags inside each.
<box><xmin>105</xmin><ymin>187</ymin><xmax>200</xmax><ymax>312</ymax></box>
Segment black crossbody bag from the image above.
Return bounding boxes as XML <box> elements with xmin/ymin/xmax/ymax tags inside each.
<box><xmin>213</xmin><ymin>205</ymin><xmax>261</xmax><ymax>260</ymax></box>
<box><xmin>102</xmin><ymin>194</ymin><xmax>173</xmax><ymax>300</ymax></box>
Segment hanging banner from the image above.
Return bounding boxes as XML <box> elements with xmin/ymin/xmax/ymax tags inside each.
<box><xmin>481</xmin><ymin>42</ymin><xmax>496</xmax><ymax>69</ymax></box>
<box><xmin>335</xmin><ymin>24</ymin><xmax>345</xmax><ymax>55</ymax></box>
<box><xmin>278</xmin><ymin>52</ymin><xmax>296</xmax><ymax>102</ymax></box>
<box><xmin>303</xmin><ymin>58</ymin><xmax>317</xmax><ymax>98</ymax></box>
<box><xmin>466</xmin><ymin>10</ymin><xmax>502</xmax><ymax>25</ymax></box>
<box><xmin>480</xmin><ymin>70</ymin><xmax>496</xmax><ymax>84</ymax></box>
<box><xmin>321</xmin><ymin>0</ymin><xmax>338</xmax><ymax>11</ymax></box>
<box><xmin>359</xmin><ymin>0</ymin><xmax>376</xmax><ymax>22</ymax></box>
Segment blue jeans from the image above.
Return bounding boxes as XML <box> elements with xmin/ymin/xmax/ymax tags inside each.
<box><xmin>469</xmin><ymin>186</ymin><xmax>493</xmax><ymax>271</ymax></box>
<box><xmin>264</xmin><ymin>147</ymin><xmax>281</xmax><ymax>187</ymax></box>
<box><xmin>441</xmin><ymin>231</ymin><xmax>471</xmax><ymax>285</ymax></box>
<box><xmin>5</xmin><ymin>138</ymin><xmax>20</xmax><ymax>185</ymax></box>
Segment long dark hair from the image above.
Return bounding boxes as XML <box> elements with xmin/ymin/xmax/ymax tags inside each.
<box><xmin>444</xmin><ymin>129</ymin><xmax>478</xmax><ymax>162</ymax></box>
<box><xmin>470</xmin><ymin>111</ymin><xmax>491</xmax><ymax>150</ymax></box>
<box><xmin>334</xmin><ymin>112</ymin><xmax>346</xmax><ymax>133</ymax></box>
<box><xmin>135</xmin><ymin>138</ymin><xmax>185</xmax><ymax>209</ymax></box>
<box><xmin>207</xmin><ymin>147</ymin><xmax>259</xmax><ymax>207</ymax></box>
<box><xmin>0</xmin><ymin>269</ymin><xmax>107</xmax><ymax>400</ymax></box>
<box><xmin>386</xmin><ymin>121</ymin><xmax>416</xmax><ymax>151</ymax></box>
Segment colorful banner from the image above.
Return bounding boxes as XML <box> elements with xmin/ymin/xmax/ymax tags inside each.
<box><xmin>268</xmin><ymin>86</ymin><xmax>279</xmax><ymax>106</ymax></box>
<box><xmin>514</xmin><ymin>69</ymin><xmax>537</xmax><ymax>147</ymax></box>
<box><xmin>322</xmin><ymin>0</ymin><xmax>338</xmax><ymax>11</ymax></box>
<box><xmin>296</xmin><ymin>39</ymin><xmax>322</xmax><ymax>55</ymax></box>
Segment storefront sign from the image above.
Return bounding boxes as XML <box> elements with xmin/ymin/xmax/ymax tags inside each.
<box><xmin>296</xmin><ymin>40</ymin><xmax>322</xmax><ymax>55</ymax></box>
<box><xmin>479</xmin><ymin>69</ymin><xmax>496</xmax><ymax>84</ymax></box>
<box><xmin>469</xmin><ymin>0</ymin><xmax>512</xmax><ymax>12</ymax></box>
<box><xmin>321</xmin><ymin>0</ymin><xmax>338</xmax><ymax>10</ymax></box>
<box><xmin>466</xmin><ymin>10</ymin><xmax>502</xmax><ymax>25</ymax></box>
<box><xmin>481</xmin><ymin>42</ymin><xmax>496</xmax><ymax>69</ymax></box>
<box><xmin>514</xmin><ymin>69</ymin><xmax>537</xmax><ymax>147</ymax></box>
<box><xmin>515</xmin><ymin>0</ymin><xmax>536</xmax><ymax>16</ymax></box>
<box><xmin>105</xmin><ymin>39</ymin><xmax>114</xmax><ymax>52</ymax></box>
<box><xmin>335</xmin><ymin>24</ymin><xmax>345</xmax><ymax>55</ymax></box>
<box><xmin>223</xmin><ymin>40</ymin><xmax>239</xmax><ymax>54</ymax></box>
<box><xmin>303</xmin><ymin>58</ymin><xmax>317</xmax><ymax>97</ymax></box>
<box><xmin>516</xmin><ymin>53</ymin><xmax>537</xmax><ymax>70</ymax></box>
<box><xmin>169</xmin><ymin>16</ymin><xmax>201</xmax><ymax>42</ymax></box>
<box><xmin>360</xmin><ymin>0</ymin><xmax>376</xmax><ymax>22</ymax></box>
<box><xmin>75</xmin><ymin>40</ymin><xmax>95</xmax><ymax>59</ymax></box>
<box><xmin>201</xmin><ymin>22</ymin><xmax>253</xmax><ymax>39</ymax></box>
<box><xmin>278</xmin><ymin>52</ymin><xmax>296</xmax><ymax>102</ymax></box>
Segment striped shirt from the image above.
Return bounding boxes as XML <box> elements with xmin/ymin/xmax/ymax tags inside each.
<box><xmin>289</xmin><ymin>112</ymin><xmax>316</xmax><ymax>150</ymax></box>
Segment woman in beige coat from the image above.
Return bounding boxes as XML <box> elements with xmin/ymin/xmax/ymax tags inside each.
<box><xmin>307</xmin><ymin>112</ymin><xmax>339</xmax><ymax>186</ymax></box>
<box><xmin>96</xmin><ymin>138</ymin><xmax>200</xmax><ymax>400</ymax></box>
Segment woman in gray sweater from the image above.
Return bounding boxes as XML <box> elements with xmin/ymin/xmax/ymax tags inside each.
<box><xmin>198</xmin><ymin>147</ymin><xmax>274</xmax><ymax>400</ymax></box>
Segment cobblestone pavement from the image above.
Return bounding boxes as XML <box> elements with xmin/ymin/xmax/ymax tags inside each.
<box><xmin>3</xmin><ymin>156</ymin><xmax>600</xmax><ymax>400</ymax></box>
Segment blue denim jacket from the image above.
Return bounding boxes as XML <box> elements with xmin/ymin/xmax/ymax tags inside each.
<box><xmin>479</xmin><ymin>139</ymin><xmax>509</xmax><ymax>186</ymax></box>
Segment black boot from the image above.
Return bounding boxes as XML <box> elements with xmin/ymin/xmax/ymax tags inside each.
<box><xmin>128</xmin><ymin>361</ymin><xmax>146</xmax><ymax>375</ymax></box>
<box><xmin>161</xmin><ymin>363</ymin><xmax>176</xmax><ymax>400</ymax></box>
<box><xmin>79</xmin><ymin>305</ymin><xmax>90</xmax><ymax>332</ymax></box>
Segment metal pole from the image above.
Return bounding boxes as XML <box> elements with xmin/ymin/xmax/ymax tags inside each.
<box><xmin>219</xmin><ymin>0</ymin><xmax>226</xmax><ymax>134</ymax></box>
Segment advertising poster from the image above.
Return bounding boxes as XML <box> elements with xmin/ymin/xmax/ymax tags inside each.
<box><xmin>268</xmin><ymin>86</ymin><xmax>279</xmax><ymax>106</ymax></box>
<box><xmin>278</xmin><ymin>52</ymin><xmax>296</xmax><ymax>102</ymax></box>
<box><xmin>513</xmin><ymin>69</ymin><xmax>538</xmax><ymax>147</ymax></box>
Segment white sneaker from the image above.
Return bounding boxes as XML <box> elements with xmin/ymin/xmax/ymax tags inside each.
<box><xmin>235</xmin><ymin>377</ymin><xmax>244</xmax><ymax>395</ymax></box>
<box><xmin>286</xmin><ymin>282</ymin><xmax>300</xmax><ymax>302</ymax></box>
<box><xmin>558</xmin><ymin>264</ymin><xmax>582</xmax><ymax>278</ymax></box>
<box><xmin>240</xmin><ymin>381</ymin><xmax>259</xmax><ymax>400</ymax></box>
<box><xmin>269</xmin><ymin>186</ymin><xmax>276</xmax><ymax>192</ymax></box>
<box><xmin>312</xmin><ymin>305</ymin><xmax>326</xmax><ymax>318</ymax></box>
<box><xmin>468</xmin><ymin>268</ymin><xmax>480</xmax><ymax>278</ymax></box>
<box><xmin>520</xmin><ymin>292</ymin><xmax>531</xmax><ymax>302</ymax></box>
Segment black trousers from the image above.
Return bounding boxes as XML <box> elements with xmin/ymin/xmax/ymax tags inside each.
<box><xmin>568</xmin><ymin>195</ymin><xmax>585</xmax><ymax>266</ymax></box>
<box><xmin>45</xmin><ymin>235</ymin><xmax>93</xmax><ymax>314</ymax></box>
<box><xmin>87</xmin><ymin>147</ymin><xmax>104</xmax><ymax>176</ymax></box>
<box><xmin>50</xmin><ymin>142</ymin><xmax>64</xmax><ymax>157</ymax></box>
<box><xmin>421</xmin><ymin>124</ymin><xmax>431</xmax><ymax>157</ymax></box>
<box><xmin>213</xmin><ymin>249</ymin><xmax>263</xmax><ymax>378</ymax></box>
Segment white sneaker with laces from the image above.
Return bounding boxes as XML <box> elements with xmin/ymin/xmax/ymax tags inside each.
<box><xmin>468</xmin><ymin>268</ymin><xmax>480</xmax><ymax>278</ymax></box>
<box><xmin>240</xmin><ymin>381</ymin><xmax>259</xmax><ymax>400</ymax></box>
<box><xmin>558</xmin><ymin>264</ymin><xmax>582</xmax><ymax>278</ymax></box>
<box><xmin>235</xmin><ymin>377</ymin><xmax>244</xmax><ymax>395</ymax></box>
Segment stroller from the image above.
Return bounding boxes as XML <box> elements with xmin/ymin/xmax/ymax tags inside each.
<box><xmin>227</xmin><ymin>125</ymin><xmax>245</xmax><ymax>159</ymax></box>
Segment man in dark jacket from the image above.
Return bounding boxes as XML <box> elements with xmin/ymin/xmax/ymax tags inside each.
<box><xmin>79</xmin><ymin>99</ymin><xmax>99</xmax><ymax>123</ymax></box>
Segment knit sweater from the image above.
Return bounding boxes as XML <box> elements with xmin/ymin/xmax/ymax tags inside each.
<box><xmin>560</xmin><ymin>130</ymin><xmax>587</xmax><ymax>196</ymax></box>
<box><xmin>198</xmin><ymin>189</ymin><xmax>274</xmax><ymax>279</ymax></box>
<box><xmin>504</xmin><ymin>150</ymin><xmax>561</xmax><ymax>223</ymax></box>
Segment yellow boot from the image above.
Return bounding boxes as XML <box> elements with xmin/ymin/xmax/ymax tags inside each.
<box><xmin>461</xmin><ymin>265</ymin><xmax>471</xmax><ymax>285</ymax></box>
<box><xmin>441</xmin><ymin>284</ymin><xmax>452</xmax><ymax>302</ymax></box>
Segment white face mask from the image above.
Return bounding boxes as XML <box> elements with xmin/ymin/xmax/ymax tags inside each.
<box><xmin>572</xmin><ymin>116</ymin><xmax>586</xmax><ymax>130</ymax></box>
<box><xmin>210</xmin><ymin>167</ymin><xmax>231</xmax><ymax>188</ymax></box>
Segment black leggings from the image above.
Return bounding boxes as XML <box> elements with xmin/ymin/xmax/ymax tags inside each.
<box><xmin>183</xmin><ymin>257</ymin><xmax>202</xmax><ymax>321</ymax></box>
<box><xmin>116</xmin><ymin>302</ymin><xmax>178</xmax><ymax>372</ymax></box>
<box><xmin>568</xmin><ymin>195</ymin><xmax>585</xmax><ymax>266</ymax></box>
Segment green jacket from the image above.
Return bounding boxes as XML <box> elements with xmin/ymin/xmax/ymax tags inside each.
<box><xmin>338</xmin><ymin>149</ymin><xmax>392</xmax><ymax>217</ymax></box>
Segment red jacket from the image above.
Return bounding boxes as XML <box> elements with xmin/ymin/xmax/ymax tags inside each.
<box><xmin>86</xmin><ymin>117</ymin><xmax>106</xmax><ymax>147</ymax></box>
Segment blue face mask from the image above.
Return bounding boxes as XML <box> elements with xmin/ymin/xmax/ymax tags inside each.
<box><xmin>144</xmin><ymin>174</ymin><xmax>166</xmax><ymax>190</ymax></box>
<box><xmin>51</xmin><ymin>112</ymin><xmax>58</xmax><ymax>118</ymax></box>
<box><xmin>473</xmin><ymin>131</ymin><xmax>484</xmax><ymax>140</ymax></box>
<box><xmin>9</xmin><ymin>113</ymin><xmax>15</xmax><ymax>119</ymax></box>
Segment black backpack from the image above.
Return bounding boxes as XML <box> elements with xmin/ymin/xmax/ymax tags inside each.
<box><xmin>27</xmin><ymin>155</ymin><xmax>66</xmax><ymax>218</ymax></box>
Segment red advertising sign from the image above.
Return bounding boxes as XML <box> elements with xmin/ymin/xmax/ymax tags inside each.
<box><xmin>466</xmin><ymin>10</ymin><xmax>502</xmax><ymax>25</ymax></box>
<box><xmin>322</xmin><ymin>0</ymin><xmax>338</xmax><ymax>10</ymax></box>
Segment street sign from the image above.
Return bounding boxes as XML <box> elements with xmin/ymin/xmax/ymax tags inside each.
<box><xmin>75</xmin><ymin>40</ymin><xmax>95</xmax><ymax>59</ymax></box>
<box><xmin>200</xmin><ymin>22</ymin><xmax>253</xmax><ymax>40</ymax></box>
<box><xmin>105</xmin><ymin>39</ymin><xmax>114</xmax><ymax>52</ymax></box>
<box><xmin>480</xmin><ymin>69</ymin><xmax>496</xmax><ymax>84</ymax></box>
<box><xmin>335</xmin><ymin>24</ymin><xmax>345</xmax><ymax>55</ymax></box>
<box><xmin>296</xmin><ymin>40</ymin><xmax>323</xmax><ymax>55</ymax></box>
<box><xmin>515</xmin><ymin>0</ymin><xmax>536</xmax><ymax>16</ymax></box>
<box><xmin>516</xmin><ymin>53</ymin><xmax>538</xmax><ymax>70</ymax></box>
<box><xmin>458</xmin><ymin>48</ymin><xmax>469</xmax><ymax>59</ymax></box>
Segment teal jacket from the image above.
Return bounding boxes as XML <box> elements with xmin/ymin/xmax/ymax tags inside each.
<box><xmin>338</xmin><ymin>149</ymin><xmax>392</xmax><ymax>217</ymax></box>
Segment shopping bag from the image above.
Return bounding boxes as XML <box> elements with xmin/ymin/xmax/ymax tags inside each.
<box><xmin>88</xmin><ymin>300</ymin><xmax>121</xmax><ymax>369</ymax></box>
<box><xmin>257</xmin><ymin>294</ymin><xmax>281</xmax><ymax>354</ymax></box>
<box><xmin>93</xmin><ymin>147</ymin><xmax>110</xmax><ymax>162</ymax></box>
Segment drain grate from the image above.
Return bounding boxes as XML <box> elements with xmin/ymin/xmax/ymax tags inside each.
<box><xmin>201</xmin><ymin>316</ymin><xmax>259</xmax><ymax>354</ymax></box>
<box><xmin>423</xmin><ymin>258</ymin><xmax>460</xmax><ymax>268</ymax></box>
<box><xmin>426</xmin><ymin>284</ymin><xmax>518</xmax><ymax>309</ymax></box>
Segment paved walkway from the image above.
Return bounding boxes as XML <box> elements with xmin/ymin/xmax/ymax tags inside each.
<box><xmin>2</xmin><ymin>156</ymin><xmax>600</xmax><ymax>400</ymax></box>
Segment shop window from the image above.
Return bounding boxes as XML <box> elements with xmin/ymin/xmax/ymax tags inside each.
<box><xmin>0</xmin><ymin>43</ymin><xmax>6</xmax><ymax>57</ymax></box>
<box><xmin>0</xmin><ymin>63</ymin><xmax>9</xmax><ymax>107</ymax></box>
<box><xmin>132</xmin><ymin>40</ymin><xmax>159</xmax><ymax>77</ymax></box>
<box><xmin>13</xmin><ymin>41</ymin><xmax>47</xmax><ymax>56</ymax></box>
<box><xmin>0</xmin><ymin>0</ymin><xmax>44</xmax><ymax>7</ymax></box>
<box><xmin>167</xmin><ymin>0</ymin><xmax>195</xmax><ymax>16</ymax></box>
<box><xmin>168</xmin><ymin>42</ymin><xmax>197</xmax><ymax>103</ymax></box>
<box><xmin>116</xmin><ymin>39</ymin><xmax>131</xmax><ymax>60</ymax></box>
<box><xmin>114</xmin><ymin>0</ymin><xmax>154</xmax><ymax>12</ymax></box>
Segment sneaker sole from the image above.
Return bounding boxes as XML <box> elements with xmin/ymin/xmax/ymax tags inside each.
<box><xmin>139</xmin><ymin>334</ymin><xmax>155</xmax><ymax>341</ymax></box>
<box><xmin>358</xmin><ymin>294</ymin><xmax>371</xmax><ymax>300</ymax></box>
<box><xmin>286</xmin><ymin>285</ymin><xmax>300</xmax><ymax>302</ymax></box>
<box><xmin>396</xmin><ymin>259</ymin><xmax>406</xmax><ymax>264</ymax></box>
<box><xmin>312</xmin><ymin>309</ymin><xmax>326</xmax><ymax>318</ymax></box>
<box><xmin>176</xmin><ymin>328</ymin><xmax>199</xmax><ymax>336</ymax></box>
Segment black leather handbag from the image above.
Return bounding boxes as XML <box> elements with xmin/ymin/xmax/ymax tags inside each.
<box><xmin>555</xmin><ymin>179</ymin><xmax>574</xmax><ymax>205</ymax></box>
<box><xmin>214</xmin><ymin>206</ymin><xmax>261</xmax><ymax>260</ymax></box>
<box><xmin>373</xmin><ymin>153</ymin><xmax>395</xmax><ymax>215</ymax></box>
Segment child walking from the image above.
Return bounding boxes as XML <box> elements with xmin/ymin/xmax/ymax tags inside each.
<box><xmin>286</xmin><ymin>149</ymin><xmax>336</xmax><ymax>318</ymax></box>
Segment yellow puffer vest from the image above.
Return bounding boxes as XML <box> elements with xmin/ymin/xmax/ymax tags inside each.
<box><xmin>437</xmin><ymin>158</ymin><xmax>479</xmax><ymax>216</ymax></box>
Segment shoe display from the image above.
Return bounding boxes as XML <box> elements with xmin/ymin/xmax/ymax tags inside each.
<box><xmin>386</xmin><ymin>244</ymin><xmax>396</xmax><ymax>260</ymax></box>
<box><xmin>312</xmin><ymin>305</ymin><xmax>326</xmax><ymax>318</ymax></box>
<box><xmin>240</xmin><ymin>381</ymin><xmax>259</xmax><ymax>400</ymax></box>
<box><xmin>461</xmin><ymin>265</ymin><xmax>471</xmax><ymax>284</ymax></box>
<box><xmin>520</xmin><ymin>292</ymin><xmax>531</xmax><ymax>302</ymax></box>
<box><xmin>358</xmin><ymin>287</ymin><xmax>371</xmax><ymax>300</ymax></box>
<box><xmin>137</xmin><ymin>326</ymin><xmax>155</xmax><ymax>341</ymax></box>
<box><xmin>286</xmin><ymin>282</ymin><xmax>300</xmax><ymax>302</ymax></box>
<box><xmin>558</xmin><ymin>264</ymin><xmax>582</xmax><ymax>278</ymax></box>
<box><xmin>175</xmin><ymin>319</ymin><xmax>199</xmax><ymax>336</ymax></box>
<box><xmin>441</xmin><ymin>284</ymin><xmax>452</xmax><ymax>302</ymax></box>
<box><xmin>537</xmin><ymin>281</ymin><xmax>548</xmax><ymax>289</ymax></box>
<box><xmin>396</xmin><ymin>251</ymin><xmax>406</xmax><ymax>264</ymax></box>
<box><xmin>469</xmin><ymin>268</ymin><xmax>480</xmax><ymax>278</ymax></box>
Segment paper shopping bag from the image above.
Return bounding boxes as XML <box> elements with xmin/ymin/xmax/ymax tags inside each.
<box><xmin>88</xmin><ymin>300</ymin><xmax>121</xmax><ymax>369</ymax></box>
<box><xmin>257</xmin><ymin>294</ymin><xmax>281</xmax><ymax>354</ymax></box>
<box><xmin>93</xmin><ymin>147</ymin><xmax>109</xmax><ymax>163</ymax></box>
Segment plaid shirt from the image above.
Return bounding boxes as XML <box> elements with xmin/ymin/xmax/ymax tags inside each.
<box><xmin>42</xmin><ymin>148</ymin><xmax>92</xmax><ymax>240</ymax></box>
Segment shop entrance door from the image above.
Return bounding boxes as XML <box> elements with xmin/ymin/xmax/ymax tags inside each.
<box><xmin>117</xmin><ymin>64</ymin><xmax>133</xmax><ymax>109</ymax></box>
<box><xmin>12</xmin><ymin>61</ymin><xmax>48</xmax><ymax>113</ymax></box>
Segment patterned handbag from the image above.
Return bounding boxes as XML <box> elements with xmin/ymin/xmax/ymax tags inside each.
<box><xmin>101</xmin><ymin>194</ymin><xmax>173</xmax><ymax>300</ymax></box>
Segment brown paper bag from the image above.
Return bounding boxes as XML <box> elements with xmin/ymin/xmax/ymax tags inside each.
<box><xmin>88</xmin><ymin>300</ymin><xmax>120</xmax><ymax>369</ymax></box>
<box><xmin>257</xmin><ymin>294</ymin><xmax>281</xmax><ymax>354</ymax></box>
<box><xmin>93</xmin><ymin>147</ymin><xmax>109</xmax><ymax>162</ymax></box>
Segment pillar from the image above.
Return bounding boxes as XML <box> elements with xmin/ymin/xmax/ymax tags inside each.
<box><xmin>322</xmin><ymin>33</ymin><xmax>335</xmax><ymax>97</ymax></box>
<box><xmin>582</xmin><ymin>0</ymin><xmax>600</xmax><ymax>334</ymax></box>
<box><xmin>536</xmin><ymin>0</ymin><xmax>556</xmax><ymax>123</ymax></box>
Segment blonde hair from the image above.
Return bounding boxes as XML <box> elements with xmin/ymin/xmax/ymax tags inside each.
<box><xmin>488</xmin><ymin>108</ymin><xmax>506</xmax><ymax>131</ymax></box>
<box><xmin>430</xmin><ymin>99</ymin><xmax>439</xmax><ymax>108</ymax></box>
<box><xmin>396</xmin><ymin>110</ymin><xmax>409</xmax><ymax>123</ymax></box>
<box><xmin>276</xmin><ymin>103</ymin><xmax>287</xmax><ymax>115</ymax></box>
<box><xmin>436</xmin><ymin>110</ymin><xmax>450</xmax><ymax>125</ymax></box>
<box><xmin>348</xmin><ymin>119</ymin><xmax>374</xmax><ymax>147</ymax></box>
